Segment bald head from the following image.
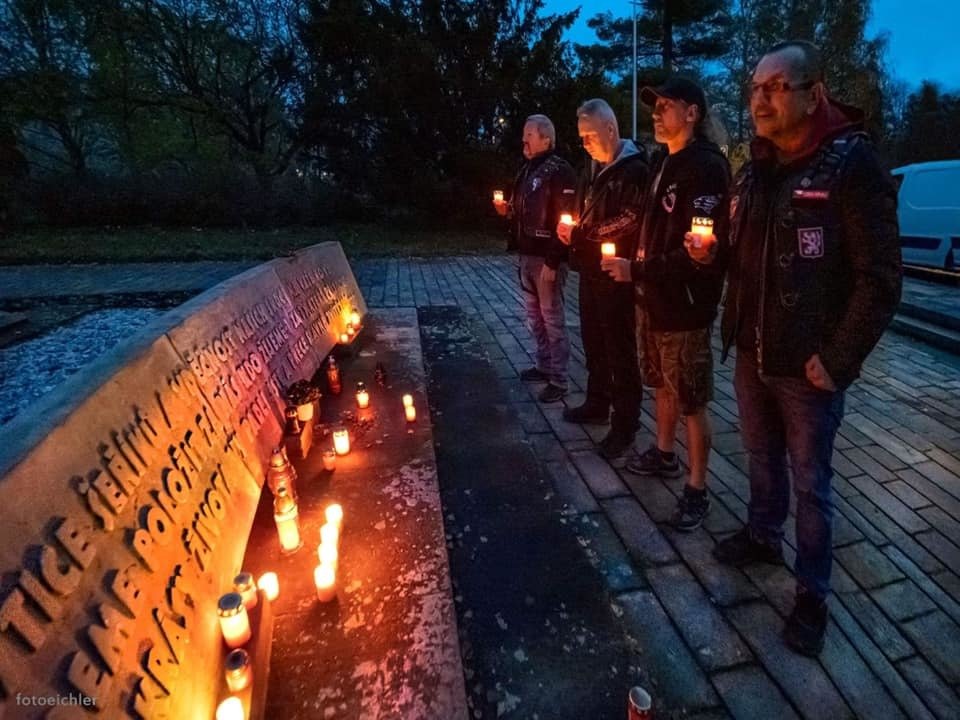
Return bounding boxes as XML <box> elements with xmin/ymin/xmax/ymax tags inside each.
<box><xmin>762</xmin><ymin>40</ymin><xmax>825</xmax><ymax>85</ymax></box>
<box><xmin>576</xmin><ymin>99</ymin><xmax>621</xmax><ymax>164</ymax></box>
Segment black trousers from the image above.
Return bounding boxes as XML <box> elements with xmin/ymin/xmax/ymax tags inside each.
<box><xmin>578</xmin><ymin>274</ymin><xmax>641</xmax><ymax>434</ymax></box>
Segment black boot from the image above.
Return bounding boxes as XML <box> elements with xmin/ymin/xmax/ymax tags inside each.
<box><xmin>783</xmin><ymin>588</ymin><xmax>828</xmax><ymax>657</ymax></box>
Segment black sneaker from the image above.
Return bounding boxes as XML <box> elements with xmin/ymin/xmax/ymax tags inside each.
<box><xmin>562</xmin><ymin>402</ymin><xmax>610</xmax><ymax>425</ymax></box>
<box><xmin>599</xmin><ymin>429</ymin><xmax>634</xmax><ymax>459</ymax></box>
<box><xmin>669</xmin><ymin>486</ymin><xmax>710</xmax><ymax>531</ymax></box>
<box><xmin>625</xmin><ymin>444</ymin><xmax>683</xmax><ymax>478</ymax></box>
<box><xmin>783</xmin><ymin>590</ymin><xmax>828</xmax><ymax>657</ymax></box>
<box><xmin>520</xmin><ymin>367</ymin><xmax>549</xmax><ymax>382</ymax></box>
<box><xmin>713</xmin><ymin>527</ymin><xmax>784</xmax><ymax>567</ymax></box>
<box><xmin>538</xmin><ymin>383</ymin><xmax>568</xmax><ymax>403</ymax></box>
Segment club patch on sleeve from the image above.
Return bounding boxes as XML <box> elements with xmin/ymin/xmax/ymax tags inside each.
<box><xmin>798</xmin><ymin>227</ymin><xmax>824</xmax><ymax>258</ymax></box>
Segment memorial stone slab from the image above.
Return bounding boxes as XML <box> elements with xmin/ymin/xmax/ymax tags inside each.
<box><xmin>0</xmin><ymin>243</ymin><xmax>365</xmax><ymax>718</ymax></box>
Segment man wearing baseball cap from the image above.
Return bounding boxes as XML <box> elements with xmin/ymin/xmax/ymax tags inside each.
<box><xmin>602</xmin><ymin>76</ymin><xmax>730</xmax><ymax>531</ymax></box>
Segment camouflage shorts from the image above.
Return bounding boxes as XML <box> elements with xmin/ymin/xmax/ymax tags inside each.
<box><xmin>637</xmin><ymin>308</ymin><xmax>714</xmax><ymax>415</ymax></box>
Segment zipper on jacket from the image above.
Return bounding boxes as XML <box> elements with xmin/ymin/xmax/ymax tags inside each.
<box><xmin>756</xmin><ymin>191</ymin><xmax>778</xmax><ymax>373</ymax></box>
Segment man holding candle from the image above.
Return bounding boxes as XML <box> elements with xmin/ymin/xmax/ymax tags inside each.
<box><xmin>493</xmin><ymin>114</ymin><xmax>577</xmax><ymax>404</ymax></box>
<box><xmin>688</xmin><ymin>41</ymin><xmax>901</xmax><ymax>656</ymax></box>
<box><xmin>601</xmin><ymin>77</ymin><xmax>730</xmax><ymax>531</ymax></box>
<box><xmin>557</xmin><ymin>98</ymin><xmax>647</xmax><ymax>459</ymax></box>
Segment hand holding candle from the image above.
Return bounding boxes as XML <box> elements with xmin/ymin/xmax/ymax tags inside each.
<box><xmin>685</xmin><ymin>216</ymin><xmax>718</xmax><ymax>264</ymax></box>
<box><xmin>601</xmin><ymin>242</ymin><xmax>617</xmax><ymax>258</ymax></box>
<box><xmin>556</xmin><ymin>214</ymin><xmax>575</xmax><ymax>245</ymax></box>
<box><xmin>601</xmin><ymin>256</ymin><xmax>633</xmax><ymax>283</ymax></box>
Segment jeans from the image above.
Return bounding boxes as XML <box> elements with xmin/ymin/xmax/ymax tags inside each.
<box><xmin>734</xmin><ymin>352</ymin><xmax>845</xmax><ymax>599</ymax></box>
<box><xmin>519</xmin><ymin>255</ymin><xmax>570</xmax><ymax>388</ymax></box>
<box><xmin>579</xmin><ymin>274</ymin><xmax>641</xmax><ymax>434</ymax></box>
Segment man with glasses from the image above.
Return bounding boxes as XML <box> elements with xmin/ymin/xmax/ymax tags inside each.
<box><xmin>689</xmin><ymin>41</ymin><xmax>901</xmax><ymax>656</ymax></box>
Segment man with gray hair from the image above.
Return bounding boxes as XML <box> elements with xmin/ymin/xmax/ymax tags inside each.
<box><xmin>557</xmin><ymin>99</ymin><xmax>647</xmax><ymax>459</ymax></box>
<box><xmin>494</xmin><ymin>114</ymin><xmax>577</xmax><ymax>402</ymax></box>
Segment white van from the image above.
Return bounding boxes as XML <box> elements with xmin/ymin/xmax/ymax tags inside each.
<box><xmin>891</xmin><ymin>160</ymin><xmax>960</xmax><ymax>270</ymax></box>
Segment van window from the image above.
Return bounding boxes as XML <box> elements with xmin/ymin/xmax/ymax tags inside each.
<box><xmin>905</xmin><ymin>169</ymin><xmax>960</xmax><ymax>209</ymax></box>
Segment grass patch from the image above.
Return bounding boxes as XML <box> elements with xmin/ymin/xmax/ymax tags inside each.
<box><xmin>0</xmin><ymin>224</ymin><xmax>506</xmax><ymax>264</ymax></box>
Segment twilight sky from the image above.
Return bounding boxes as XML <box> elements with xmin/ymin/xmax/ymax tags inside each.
<box><xmin>544</xmin><ymin>0</ymin><xmax>960</xmax><ymax>90</ymax></box>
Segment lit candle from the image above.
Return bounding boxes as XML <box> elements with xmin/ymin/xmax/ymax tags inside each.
<box><xmin>333</xmin><ymin>428</ymin><xmax>350</xmax><ymax>455</ymax></box>
<box><xmin>339</xmin><ymin>332</ymin><xmax>349</xmax><ymax>344</ymax></box>
<box><xmin>257</xmin><ymin>572</ymin><xmax>279</xmax><ymax>602</ymax></box>
<box><xmin>346</xmin><ymin>323</ymin><xmax>356</xmax><ymax>338</ymax></box>
<box><xmin>601</xmin><ymin>242</ymin><xmax>617</xmax><ymax>258</ymax></box>
<box><xmin>322</xmin><ymin>449</ymin><xmax>336</xmax><ymax>471</ymax></box>
<box><xmin>350</xmin><ymin>309</ymin><xmax>361</xmax><ymax>326</ymax></box>
<box><xmin>224</xmin><ymin>648</ymin><xmax>252</xmax><ymax>693</ymax></box>
<box><xmin>325</xmin><ymin>503</ymin><xmax>344</xmax><ymax>531</ymax></box>
<box><xmin>216</xmin><ymin>697</ymin><xmax>246</xmax><ymax>720</ymax></box>
<box><xmin>405</xmin><ymin>404</ymin><xmax>417</xmax><ymax>422</ymax></box>
<box><xmin>493</xmin><ymin>190</ymin><xmax>504</xmax><ymax>203</ymax></box>
<box><xmin>233</xmin><ymin>572</ymin><xmax>258</xmax><ymax>611</ymax></box>
<box><xmin>218</xmin><ymin>593</ymin><xmax>252</xmax><ymax>649</ymax></box>
<box><xmin>560</xmin><ymin>213</ymin><xmax>575</xmax><ymax>226</ymax></box>
<box><xmin>320</xmin><ymin>522</ymin><xmax>340</xmax><ymax>548</ymax></box>
<box><xmin>689</xmin><ymin>216</ymin><xmax>715</xmax><ymax>248</ymax></box>
<box><xmin>356</xmin><ymin>382</ymin><xmax>369</xmax><ymax>409</ymax></box>
<box><xmin>314</xmin><ymin>565</ymin><xmax>337</xmax><ymax>602</ymax></box>
<box><xmin>402</xmin><ymin>393</ymin><xmax>414</xmax><ymax>408</ymax></box>
<box><xmin>318</xmin><ymin>542</ymin><xmax>338</xmax><ymax>570</ymax></box>
<box><xmin>273</xmin><ymin>488</ymin><xmax>302</xmax><ymax>554</ymax></box>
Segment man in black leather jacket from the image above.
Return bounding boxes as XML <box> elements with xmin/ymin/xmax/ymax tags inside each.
<box><xmin>557</xmin><ymin>99</ymin><xmax>648</xmax><ymax>459</ymax></box>
<box><xmin>690</xmin><ymin>41</ymin><xmax>902</xmax><ymax>657</ymax></box>
<box><xmin>494</xmin><ymin>114</ymin><xmax>577</xmax><ymax>403</ymax></box>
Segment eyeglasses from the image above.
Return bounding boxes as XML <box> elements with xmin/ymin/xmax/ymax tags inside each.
<box><xmin>745</xmin><ymin>79</ymin><xmax>816</xmax><ymax>99</ymax></box>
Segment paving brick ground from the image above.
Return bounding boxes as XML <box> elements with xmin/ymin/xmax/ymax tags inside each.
<box><xmin>3</xmin><ymin>256</ymin><xmax>960</xmax><ymax>718</ymax></box>
<box><xmin>353</xmin><ymin>256</ymin><xmax>960</xmax><ymax>720</ymax></box>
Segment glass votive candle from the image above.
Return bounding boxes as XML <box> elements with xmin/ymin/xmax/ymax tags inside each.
<box><xmin>322</xmin><ymin>449</ymin><xmax>336</xmax><ymax>471</ymax></box>
<box><xmin>690</xmin><ymin>216</ymin><xmax>715</xmax><ymax>248</ymax></box>
<box><xmin>333</xmin><ymin>428</ymin><xmax>350</xmax><ymax>455</ymax></box>
<box><xmin>218</xmin><ymin>593</ymin><xmax>251</xmax><ymax>648</ymax></box>
<box><xmin>325</xmin><ymin>503</ymin><xmax>344</xmax><ymax>531</ymax></box>
<box><xmin>356</xmin><ymin>382</ymin><xmax>369</xmax><ymax>409</ymax></box>
<box><xmin>257</xmin><ymin>572</ymin><xmax>279</xmax><ymax>602</ymax></box>
<box><xmin>350</xmin><ymin>309</ymin><xmax>361</xmax><ymax>326</ymax></box>
<box><xmin>493</xmin><ymin>190</ymin><xmax>504</xmax><ymax>203</ymax></box>
<box><xmin>318</xmin><ymin>542</ymin><xmax>338</xmax><ymax>571</ymax></box>
<box><xmin>233</xmin><ymin>572</ymin><xmax>258</xmax><ymax>611</ymax></box>
<box><xmin>224</xmin><ymin>648</ymin><xmax>253</xmax><ymax>692</ymax></box>
<box><xmin>216</xmin><ymin>697</ymin><xmax>245</xmax><ymax>720</ymax></box>
<box><xmin>560</xmin><ymin>213</ymin><xmax>575</xmax><ymax>226</ymax></box>
<box><xmin>314</xmin><ymin>564</ymin><xmax>337</xmax><ymax>602</ymax></box>
<box><xmin>339</xmin><ymin>332</ymin><xmax>349</xmax><ymax>344</ymax></box>
<box><xmin>402</xmin><ymin>393</ymin><xmax>414</xmax><ymax>408</ymax></box>
<box><xmin>320</xmin><ymin>522</ymin><xmax>339</xmax><ymax>548</ymax></box>
<box><xmin>405</xmin><ymin>405</ymin><xmax>417</xmax><ymax>422</ymax></box>
<box><xmin>601</xmin><ymin>242</ymin><xmax>617</xmax><ymax>258</ymax></box>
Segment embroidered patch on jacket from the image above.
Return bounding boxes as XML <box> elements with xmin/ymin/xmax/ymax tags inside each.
<box><xmin>693</xmin><ymin>194</ymin><xmax>721</xmax><ymax>214</ymax></box>
<box><xmin>798</xmin><ymin>227</ymin><xmax>824</xmax><ymax>258</ymax></box>
<box><xmin>792</xmin><ymin>189</ymin><xmax>830</xmax><ymax>201</ymax></box>
<box><xmin>661</xmin><ymin>183</ymin><xmax>678</xmax><ymax>213</ymax></box>
<box><xmin>531</xmin><ymin>177</ymin><xmax>541</xmax><ymax>191</ymax></box>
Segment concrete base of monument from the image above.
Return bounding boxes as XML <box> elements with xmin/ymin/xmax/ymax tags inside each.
<box><xmin>240</xmin><ymin>308</ymin><xmax>469</xmax><ymax>720</ymax></box>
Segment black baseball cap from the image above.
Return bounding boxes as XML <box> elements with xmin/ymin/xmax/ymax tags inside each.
<box><xmin>640</xmin><ymin>77</ymin><xmax>709</xmax><ymax>117</ymax></box>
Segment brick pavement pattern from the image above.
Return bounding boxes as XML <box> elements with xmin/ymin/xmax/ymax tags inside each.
<box><xmin>355</xmin><ymin>255</ymin><xmax>960</xmax><ymax>720</ymax></box>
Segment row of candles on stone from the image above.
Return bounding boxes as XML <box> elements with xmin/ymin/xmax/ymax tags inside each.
<box><xmin>213</xmin><ymin>570</ymin><xmax>281</xmax><ymax>720</ymax></box>
<box><xmin>493</xmin><ymin>190</ymin><xmax>714</xmax><ymax>250</ymax></box>
<box><xmin>214</xmin><ymin>503</ymin><xmax>344</xmax><ymax>719</ymax></box>
<box><xmin>337</xmin><ymin>309</ymin><xmax>363</xmax><ymax>345</ymax></box>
